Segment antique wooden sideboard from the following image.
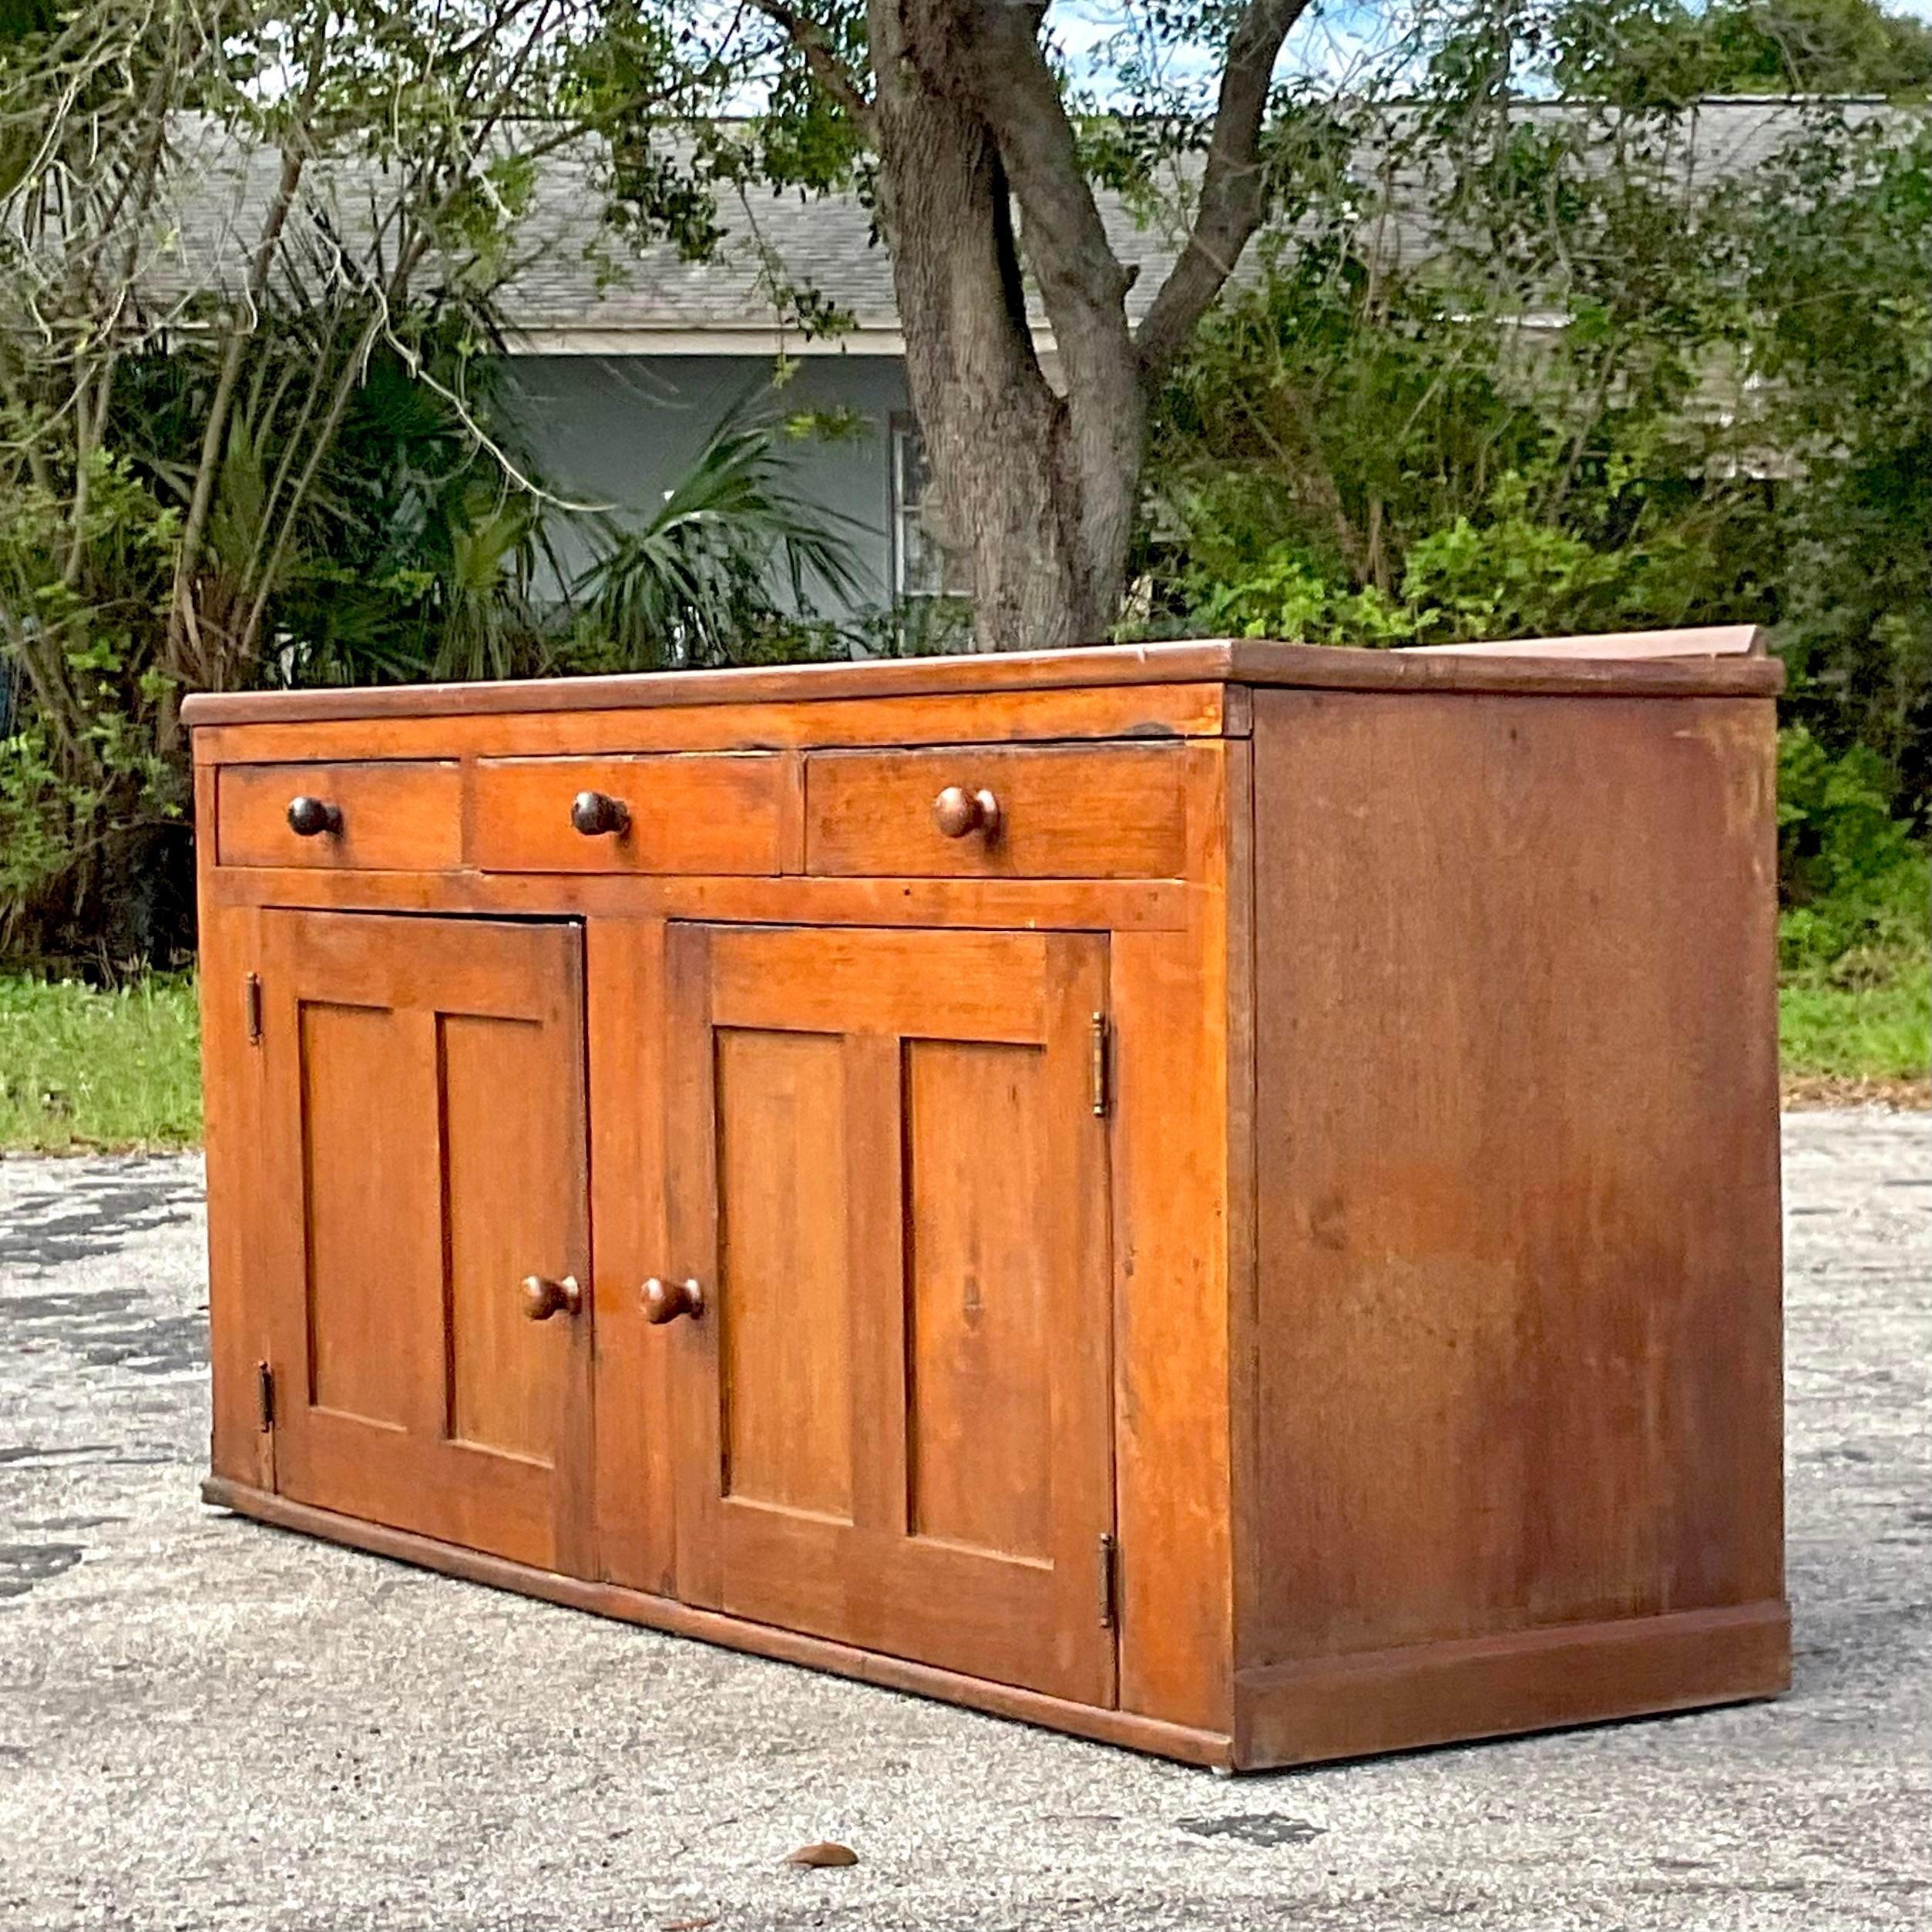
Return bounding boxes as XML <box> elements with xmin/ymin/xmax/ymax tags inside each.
<box><xmin>186</xmin><ymin>631</ymin><xmax>1789</xmax><ymax>1770</ymax></box>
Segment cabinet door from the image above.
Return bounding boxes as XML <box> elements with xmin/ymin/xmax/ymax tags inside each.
<box><xmin>254</xmin><ymin>910</ymin><xmax>593</xmax><ymax>1574</ymax></box>
<box><xmin>664</xmin><ymin>924</ymin><xmax>1116</xmax><ymax>1706</ymax></box>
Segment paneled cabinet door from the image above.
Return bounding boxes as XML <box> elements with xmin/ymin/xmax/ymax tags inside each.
<box><xmin>253</xmin><ymin>910</ymin><xmax>593</xmax><ymax>1575</ymax></box>
<box><xmin>663</xmin><ymin>924</ymin><xmax>1117</xmax><ymax>1708</ymax></box>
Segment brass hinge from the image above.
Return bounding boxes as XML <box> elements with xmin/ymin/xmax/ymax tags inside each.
<box><xmin>1090</xmin><ymin>1013</ymin><xmax>1110</xmax><ymax>1117</ymax></box>
<box><xmin>244</xmin><ymin>973</ymin><xmax>263</xmax><ymax>1046</ymax></box>
<box><xmin>256</xmin><ymin>1361</ymin><xmax>275</xmax><ymax>1432</ymax></box>
<box><xmin>1098</xmin><ymin>1530</ymin><xmax>1118</xmax><ymax>1628</ymax></box>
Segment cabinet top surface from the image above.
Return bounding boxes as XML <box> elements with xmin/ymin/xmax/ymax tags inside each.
<box><xmin>181</xmin><ymin>630</ymin><xmax>1781</xmax><ymax>728</ymax></box>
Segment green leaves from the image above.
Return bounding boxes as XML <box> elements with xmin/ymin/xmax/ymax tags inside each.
<box><xmin>1776</xmin><ymin>724</ymin><xmax>1929</xmax><ymax>975</ymax></box>
<box><xmin>1146</xmin><ymin>18</ymin><xmax>1930</xmax><ymax>841</ymax></box>
<box><xmin>574</xmin><ymin>412</ymin><xmax>865</xmax><ymax>669</ymax></box>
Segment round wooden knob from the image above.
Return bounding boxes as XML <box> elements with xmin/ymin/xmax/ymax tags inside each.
<box><xmin>286</xmin><ymin>795</ymin><xmax>341</xmax><ymax>838</ymax></box>
<box><xmin>932</xmin><ymin>785</ymin><xmax>1000</xmax><ymax>840</ymax></box>
<box><xmin>641</xmin><ymin>1276</ymin><xmax>704</xmax><ymax>1324</ymax></box>
<box><xmin>521</xmin><ymin>1274</ymin><xmax>583</xmax><ymax>1321</ymax></box>
<box><xmin>570</xmin><ymin>790</ymin><xmax>630</xmax><ymax>837</ymax></box>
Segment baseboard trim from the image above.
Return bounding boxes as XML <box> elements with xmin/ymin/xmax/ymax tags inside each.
<box><xmin>201</xmin><ymin>1477</ymin><xmax>1235</xmax><ymax>1769</ymax></box>
<box><xmin>1235</xmin><ymin>1599</ymin><xmax>1791</xmax><ymax>1769</ymax></box>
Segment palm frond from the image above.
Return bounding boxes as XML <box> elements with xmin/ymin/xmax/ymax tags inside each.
<box><xmin>574</xmin><ymin>413</ymin><xmax>867</xmax><ymax>667</ymax></box>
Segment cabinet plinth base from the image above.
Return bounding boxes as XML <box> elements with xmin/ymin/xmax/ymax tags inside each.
<box><xmin>1235</xmin><ymin>1601</ymin><xmax>1790</xmax><ymax>1768</ymax></box>
<box><xmin>200</xmin><ymin>1478</ymin><xmax>1234</xmax><ymax>1766</ymax></box>
<box><xmin>204</xmin><ymin>1478</ymin><xmax>1788</xmax><ymax>1772</ymax></box>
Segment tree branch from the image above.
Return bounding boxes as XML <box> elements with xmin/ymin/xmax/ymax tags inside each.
<box><xmin>963</xmin><ymin>0</ymin><xmax>1133</xmax><ymax>371</ymax></box>
<box><xmin>748</xmin><ymin>0</ymin><xmax>875</xmax><ymax>131</ymax></box>
<box><xmin>1134</xmin><ymin>0</ymin><xmax>1312</xmax><ymax>382</ymax></box>
<box><xmin>166</xmin><ymin>8</ymin><xmax>332</xmax><ymax>687</ymax></box>
<box><xmin>956</xmin><ymin>0</ymin><xmax>1144</xmax><ymax>626</ymax></box>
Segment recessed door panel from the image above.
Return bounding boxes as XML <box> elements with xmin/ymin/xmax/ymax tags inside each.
<box><xmin>255</xmin><ymin>911</ymin><xmax>593</xmax><ymax>1574</ymax></box>
<box><xmin>666</xmin><ymin>922</ymin><xmax>1116</xmax><ymax>1706</ymax></box>
<box><xmin>904</xmin><ymin>1037</ymin><xmax>1052</xmax><ymax>1562</ymax></box>
<box><xmin>716</xmin><ymin>1026</ymin><xmax>852</xmax><ymax>1520</ymax></box>
<box><xmin>300</xmin><ymin>1000</ymin><xmax>418</xmax><ymax>1429</ymax></box>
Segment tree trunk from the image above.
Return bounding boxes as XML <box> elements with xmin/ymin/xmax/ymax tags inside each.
<box><xmin>770</xmin><ymin>0</ymin><xmax>1306</xmax><ymax>649</ymax></box>
<box><xmin>867</xmin><ymin>1</ymin><xmax>1142</xmax><ymax>652</ymax></box>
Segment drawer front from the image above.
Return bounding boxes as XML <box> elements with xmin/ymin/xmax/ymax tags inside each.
<box><xmin>217</xmin><ymin>761</ymin><xmax>462</xmax><ymax>870</ymax></box>
<box><xmin>805</xmin><ymin>744</ymin><xmax>1193</xmax><ymax>879</ymax></box>
<box><xmin>470</xmin><ymin>754</ymin><xmax>787</xmax><ymax>874</ymax></box>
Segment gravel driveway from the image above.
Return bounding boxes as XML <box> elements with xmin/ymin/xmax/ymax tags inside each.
<box><xmin>2</xmin><ymin>1112</ymin><xmax>1927</xmax><ymax>1931</ymax></box>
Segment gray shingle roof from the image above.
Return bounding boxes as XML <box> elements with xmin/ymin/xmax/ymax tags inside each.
<box><xmin>58</xmin><ymin>100</ymin><xmax>1919</xmax><ymax>348</ymax></box>
<box><xmin>503</xmin><ymin>99</ymin><xmax>1917</xmax><ymax>342</ymax></box>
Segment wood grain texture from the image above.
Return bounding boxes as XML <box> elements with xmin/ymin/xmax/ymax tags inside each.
<box><xmin>217</xmin><ymin>761</ymin><xmax>462</xmax><ymax>869</ymax></box>
<box><xmin>1222</xmin><ymin>738</ymin><xmax>1262</xmax><ymax>1684</ymax></box>
<box><xmin>469</xmin><ymin>754</ymin><xmax>786</xmax><ymax>874</ymax></box>
<box><xmin>665</xmin><ymin>922</ymin><xmax>1117</xmax><ymax>1707</ymax></box>
<box><xmin>715</xmin><ymin>1026</ymin><xmax>855</xmax><ymax>1519</ymax></box>
<box><xmin>183</xmin><ymin>632</ymin><xmax>1779</xmax><ymax>729</ymax></box>
<box><xmin>704</xmin><ymin>923</ymin><xmax>1050</xmax><ymax>1038</ymax></box>
<box><xmin>1234</xmin><ymin>1601</ymin><xmax>1789</xmax><ymax>1769</ymax></box>
<box><xmin>194</xmin><ymin>797</ymin><xmax>270</xmax><ymax>1490</ymax></box>
<box><xmin>1245</xmin><ymin>690</ymin><xmax>1785</xmax><ymax>1670</ymax></box>
<box><xmin>203</xmin><ymin>1479</ymin><xmax>1235</xmax><ymax>1768</ymax></box>
<box><xmin>585</xmin><ymin>918</ymin><xmax>677</xmax><ymax>1594</ymax></box>
<box><xmin>1104</xmin><ymin>740</ymin><xmax>1240</xmax><ymax>1733</ymax></box>
<box><xmin>442</xmin><ymin>1013</ymin><xmax>568</xmax><ymax>1458</ymax></box>
<box><xmin>903</xmin><ymin>1038</ymin><xmax>1053</xmax><ymax>1558</ymax></box>
<box><xmin>203</xmin><ymin>866</ymin><xmax>1193</xmax><ymax>933</ymax></box>
<box><xmin>193</xmin><ymin>655</ymin><xmax>1789</xmax><ymax>1766</ymax></box>
<box><xmin>296</xmin><ymin>1000</ymin><xmax>420</xmax><ymax>1427</ymax></box>
<box><xmin>1399</xmin><ymin>625</ymin><xmax>1766</xmax><ymax>659</ymax></box>
<box><xmin>191</xmin><ymin>684</ymin><xmax>1240</xmax><ymax>766</ymax></box>
<box><xmin>805</xmin><ymin>744</ymin><xmax>1193</xmax><ymax>879</ymax></box>
<box><xmin>252</xmin><ymin>912</ymin><xmax>593</xmax><ymax>1574</ymax></box>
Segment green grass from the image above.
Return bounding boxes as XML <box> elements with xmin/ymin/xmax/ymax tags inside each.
<box><xmin>0</xmin><ymin>952</ymin><xmax>1924</xmax><ymax>1154</ymax></box>
<box><xmin>0</xmin><ymin>972</ymin><xmax>203</xmax><ymax>1152</ymax></box>
<box><xmin>1778</xmin><ymin>956</ymin><xmax>1930</xmax><ymax>1084</ymax></box>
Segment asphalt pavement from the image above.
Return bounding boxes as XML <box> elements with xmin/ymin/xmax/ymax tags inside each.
<box><xmin>1</xmin><ymin>1111</ymin><xmax>1927</xmax><ymax>1930</ymax></box>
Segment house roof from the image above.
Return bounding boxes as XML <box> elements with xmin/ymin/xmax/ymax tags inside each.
<box><xmin>499</xmin><ymin>145</ymin><xmax>1181</xmax><ymax>354</ymax></box>
<box><xmin>495</xmin><ymin>98</ymin><xmax>1914</xmax><ymax>355</ymax></box>
<box><xmin>105</xmin><ymin>99</ymin><xmax>1920</xmax><ymax>358</ymax></box>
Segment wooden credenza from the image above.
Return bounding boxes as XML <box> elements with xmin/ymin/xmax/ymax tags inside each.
<box><xmin>186</xmin><ymin>635</ymin><xmax>1790</xmax><ymax>1770</ymax></box>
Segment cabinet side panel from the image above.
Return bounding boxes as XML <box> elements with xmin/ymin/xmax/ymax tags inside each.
<box><xmin>1248</xmin><ymin>690</ymin><xmax>1783</xmax><ymax>1668</ymax></box>
<box><xmin>197</xmin><ymin>771</ymin><xmax>270</xmax><ymax>1490</ymax></box>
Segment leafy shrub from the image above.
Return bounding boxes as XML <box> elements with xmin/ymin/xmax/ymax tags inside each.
<box><xmin>1776</xmin><ymin>724</ymin><xmax>1929</xmax><ymax>976</ymax></box>
<box><xmin>1174</xmin><ymin>482</ymin><xmax>1698</xmax><ymax>646</ymax></box>
<box><xmin>1182</xmin><ymin>542</ymin><xmax>1413</xmax><ymax>643</ymax></box>
<box><xmin>0</xmin><ymin>453</ymin><xmax>190</xmax><ymax>965</ymax></box>
<box><xmin>570</xmin><ymin>415</ymin><xmax>865</xmax><ymax>670</ymax></box>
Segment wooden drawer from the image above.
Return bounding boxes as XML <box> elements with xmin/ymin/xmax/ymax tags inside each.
<box><xmin>805</xmin><ymin>744</ymin><xmax>1193</xmax><ymax>879</ymax></box>
<box><xmin>469</xmin><ymin>754</ymin><xmax>787</xmax><ymax>874</ymax></box>
<box><xmin>217</xmin><ymin>761</ymin><xmax>462</xmax><ymax>870</ymax></box>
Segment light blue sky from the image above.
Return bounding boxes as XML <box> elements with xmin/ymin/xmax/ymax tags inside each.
<box><xmin>1053</xmin><ymin>0</ymin><xmax>1932</xmax><ymax>99</ymax></box>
